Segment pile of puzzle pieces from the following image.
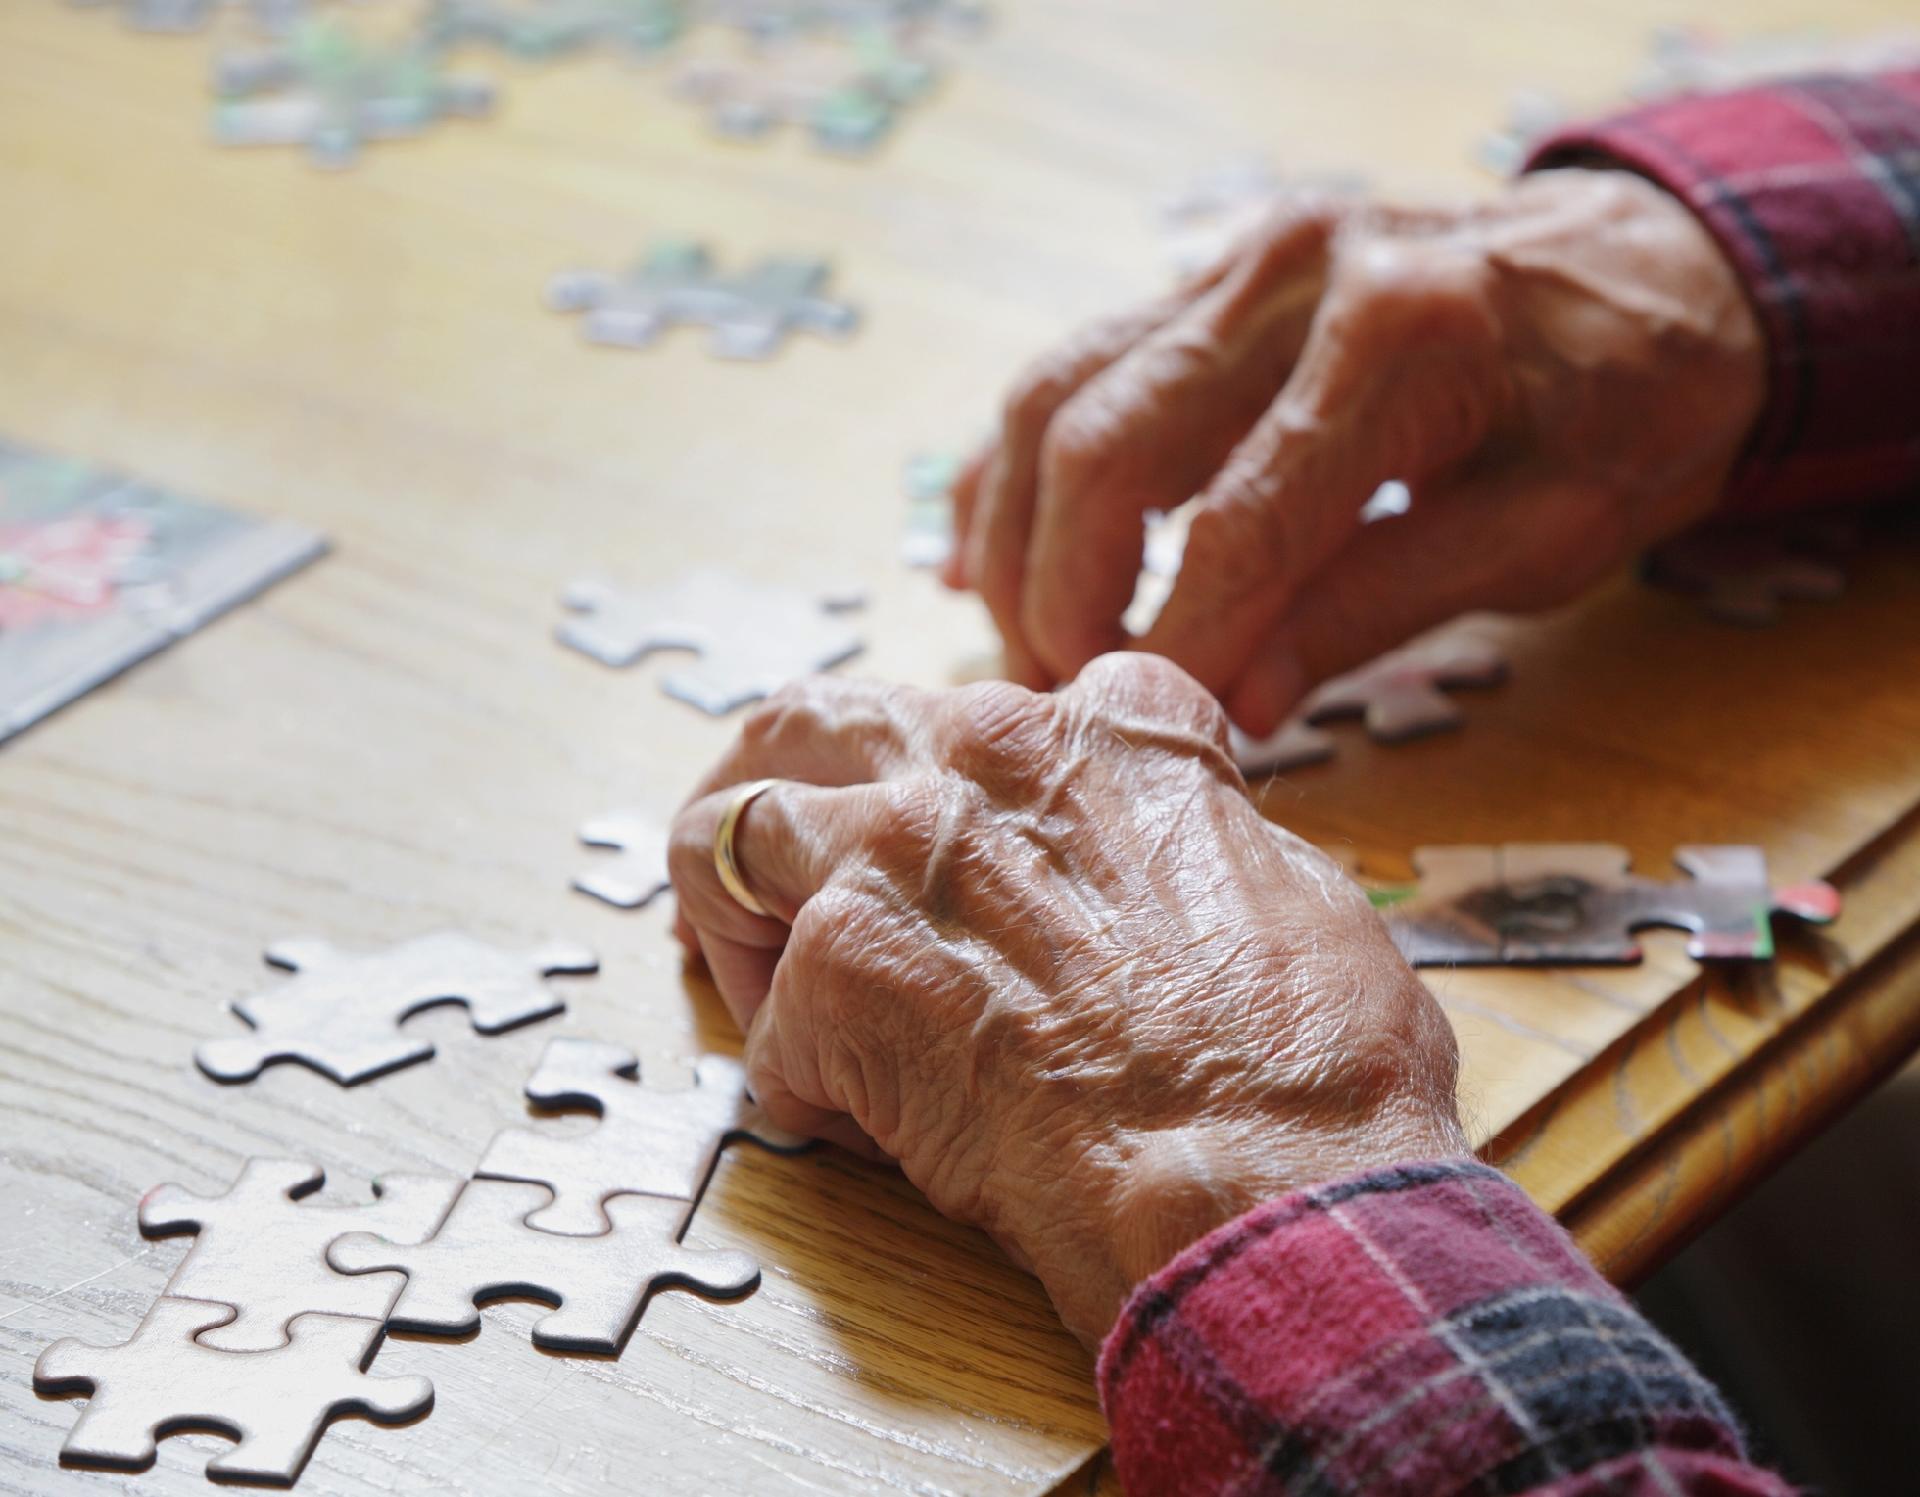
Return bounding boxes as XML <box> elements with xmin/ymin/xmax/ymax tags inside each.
<box><xmin>37</xmin><ymin>1036</ymin><xmax>808</xmax><ymax>1479</ymax></box>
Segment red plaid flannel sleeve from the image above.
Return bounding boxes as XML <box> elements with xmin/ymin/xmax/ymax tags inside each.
<box><xmin>1527</xmin><ymin>70</ymin><xmax>1920</xmax><ymax>516</ymax></box>
<box><xmin>1098</xmin><ymin>1160</ymin><xmax>1791</xmax><ymax>1496</ymax></box>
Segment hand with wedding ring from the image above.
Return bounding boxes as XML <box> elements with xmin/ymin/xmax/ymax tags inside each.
<box><xmin>669</xmin><ymin>655</ymin><xmax>1464</xmax><ymax>1346</ymax></box>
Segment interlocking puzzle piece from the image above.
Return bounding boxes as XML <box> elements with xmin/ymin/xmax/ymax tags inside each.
<box><xmin>1372</xmin><ymin>843</ymin><xmax>1840</xmax><ymax>966</ymax></box>
<box><xmin>477</xmin><ymin>1039</ymin><xmax>810</xmax><ymax>1234</ymax></box>
<box><xmin>547</xmin><ymin>240</ymin><xmax>859</xmax><ymax>359</ymax></box>
<box><xmin>1643</xmin><ymin>527</ymin><xmax>1848</xmax><ymax>626</ymax></box>
<box><xmin>34</xmin><ymin>1297</ymin><xmax>431</xmax><ymax>1482</ymax></box>
<box><xmin>213</xmin><ymin>19</ymin><xmax>496</xmax><ymax>169</ymax></box>
<box><xmin>573</xmin><ymin>808</ymin><xmax>671</xmax><ymax>909</ymax></box>
<box><xmin>1302</xmin><ymin>631</ymin><xmax>1508</xmax><ymax>741</ymax></box>
<box><xmin>557</xmin><ymin>569</ymin><xmax>865</xmax><ymax>714</ymax></box>
<box><xmin>422</xmin><ymin>0</ymin><xmax>683</xmax><ymax>58</ymax></box>
<box><xmin>329</xmin><ymin>1178</ymin><xmax>760</xmax><ymax>1353</ymax></box>
<box><xmin>196</xmin><ymin>932</ymin><xmax>597</xmax><ymax>1086</ymax></box>
<box><xmin>139</xmin><ymin>1159</ymin><xmax>463</xmax><ymax>1351</ymax></box>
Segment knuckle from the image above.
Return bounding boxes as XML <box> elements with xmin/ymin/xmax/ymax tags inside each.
<box><xmin>1001</xmin><ymin>355</ymin><xmax>1077</xmax><ymax>438</ymax></box>
<box><xmin>940</xmin><ymin>681</ymin><xmax>1065</xmax><ymax>792</ymax></box>
<box><xmin>1073</xmin><ymin>652</ymin><xmax>1235</xmax><ymax>759</ymax></box>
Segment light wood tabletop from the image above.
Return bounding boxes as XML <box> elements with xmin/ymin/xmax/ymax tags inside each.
<box><xmin>3</xmin><ymin>1</ymin><xmax>1917</xmax><ymax>1492</ymax></box>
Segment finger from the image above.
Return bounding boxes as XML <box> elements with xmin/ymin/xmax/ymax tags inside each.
<box><xmin>1061</xmin><ymin>651</ymin><xmax>1234</xmax><ymax>758</ymax></box>
<box><xmin>1142</xmin><ymin>235</ymin><xmax>1507</xmax><ymax>696</ymax></box>
<box><xmin>940</xmin><ymin>443</ymin><xmax>992</xmax><ymax>591</ymax></box>
<box><xmin>668</xmin><ymin>778</ymin><xmax>890</xmax><ymax>1028</ymax></box>
<box><xmin>1019</xmin><ymin>206</ymin><xmax>1343</xmax><ymax>679</ymax></box>
<box><xmin>966</xmin><ymin>278</ymin><xmax>1230</xmax><ymax>687</ymax></box>
<box><xmin>1221</xmin><ymin>470</ymin><xmax>1619</xmax><ymax>732</ymax></box>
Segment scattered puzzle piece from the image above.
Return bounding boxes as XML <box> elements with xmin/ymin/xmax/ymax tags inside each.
<box><xmin>477</xmin><ymin>1039</ymin><xmax>809</xmax><ymax>1234</ymax></box>
<box><xmin>547</xmin><ymin>240</ymin><xmax>858</xmax><ymax>359</ymax></box>
<box><xmin>901</xmin><ymin>450</ymin><xmax>962</xmax><ymax>567</ymax></box>
<box><xmin>1643</xmin><ymin>527</ymin><xmax>1848</xmax><ymax>626</ymax></box>
<box><xmin>1227</xmin><ymin>719</ymin><xmax>1336</xmax><ymax>777</ymax></box>
<box><xmin>196</xmin><ymin>932</ymin><xmax>597</xmax><ymax>1086</ymax></box>
<box><xmin>34</xmin><ymin>1297</ymin><xmax>432</xmax><ymax>1482</ymax></box>
<box><xmin>70</xmin><ymin>0</ymin><xmax>319</xmax><ymax>32</ymax></box>
<box><xmin>557</xmin><ymin>569</ymin><xmax>866</xmax><ymax>713</ymax></box>
<box><xmin>669</xmin><ymin>33</ymin><xmax>934</xmax><ymax>154</ymax></box>
<box><xmin>1302</xmin><ymin>631</ymin><xmax>1508</xmax><ymax>741</ymax></box>
<box><xmin>1370</xmin><ymin>843</ymin><xmax>1840</xmax><ymax>966</ymax></box>
<box><xmin>213</xmin><ymin>19</ymin><xmax>496</xmax><ymax>169</ymax></box>
<box><xmin>139</xmin><ymin>1159</ymin><xmax>463</xmax><ymax>1351</ymax></box>
<box><xmin>573</xmin><ymin>809</ymin><xmax>672</xmax><ymax>909</ymax></box>
<box><xmin>422</xmin><ymin>0</ymin><xmax>682</xmax><ymax>58</ymax></box>
<box><xmin>328</xmin><ymin>1178</ymin><xmax>760</xmax><ymax>1353</ymax></box>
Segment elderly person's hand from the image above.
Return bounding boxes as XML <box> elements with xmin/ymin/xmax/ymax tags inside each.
<box><xmin>947</xmin><ymin>168</ymin><xmax>1767</xmax><ymax>733</ymax></box>
<box><xmin>668</xmin><ymin>656</ymin><xmax>1465</xmax><ymax>1346</ymax></box>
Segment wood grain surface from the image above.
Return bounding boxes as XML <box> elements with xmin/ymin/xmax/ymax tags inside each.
<box><xmin>3</xmin><ymin>1</ymin><xmax>1917</xmax><ymax>1493</ymax></box>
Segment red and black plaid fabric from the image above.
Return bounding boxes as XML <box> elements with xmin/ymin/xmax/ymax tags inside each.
<box><xmin>1530</xmin><ymin>69</ymin><xmax>1920</xmax><ymax>516</ymax></box>
<box><xmin>1099</xmin><ymin>1160</ymin><xmax>1790</xmax><ymax>1496</ymax></box>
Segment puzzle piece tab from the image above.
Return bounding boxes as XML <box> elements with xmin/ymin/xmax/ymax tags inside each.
<box><xmin>140</xmin><ymin>1159</ymin><xmax>463</xmax><ymax>1350</ymax></box>
<box><xmin>35</xmin><ymin>1297</ymin><xmax>431</xmax><ymax>1483</ymax></box>
<box><xmin>477</xmin><ymin>1039</ymin><xmax>810</xmax><ymax>1233</ymax></box>
<box><xmin>196</xmin><ymin>932</ymin><xmax>597</xmax><ymax>1086</ymax></box>
<box><xmin>547</xmin><ymin>241</ymin><xmax>858</xmax><ymax>359</ymax></box>
<box><xmin>328</xmin><ymin>1178</ymin><xmax>760</xmax><ymax>1353</ymax></box>
<box><xmin>558</xmin><ymin>569</ymin><xmax>865</xmax><ymax>714</ymax></box>
<box><xmin>1372</xmin><ymin>843</ymin><xmax>1840</xmax><ymax>967</ymax></box>
<box><xmin>1302</xmin><ymin>631</ymin><xmax>1508</xmax><ymax>741</ymax></box>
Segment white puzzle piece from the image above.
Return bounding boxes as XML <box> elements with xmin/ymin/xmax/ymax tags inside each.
<box><xmin>196</xmin><ymin>932</ymin><xmax>598</xmax><ymax>1086</ymax></box>
<box><xmin>477</xmin><ymin>1039</ymin><xmax>811</xmax><ymax>1234</ymax></box>
<box><xmin>328</xmin><ymin>1178</ymin><xmax>761</xmax><ymax>1353</ymax></box>
<box><xmin>573</xmin><ymin>809</ymin><xmax>671</xmax><ymax>909</ymax></box>
<box><xmin>34</xmin><ymin>1297</ymin><xmax>431</xmax><ymax>1483</ymax></box>
<box><xmin>557</xmin><ymin>569</ymin><xmax>866</xmax><ymax>714</ymax></box>
<box><xmin>139</xmin><ymin>1159</ymin><xmax>464</xmax><ymax>1351</ymax></box>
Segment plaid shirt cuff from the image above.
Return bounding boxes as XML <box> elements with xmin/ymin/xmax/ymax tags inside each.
<box><xmin>1097</xmin><ymin>1159</ymin><xmax>1792</xmax><ymax>1496</ymax></box>
<box><xmin>1528</xmin><ymin>70</ymin><xmax>1920</xmax><ymax>516</ymax></box>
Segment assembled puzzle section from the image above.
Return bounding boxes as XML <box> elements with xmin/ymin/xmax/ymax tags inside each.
<box><xmin>139</xmin><ymin>1159</ymin><xmax>464</xmax><ymax>1350</ymax></box>
<box><xmin>0</xmin><ymin>436</ymin><xmax>326</xmax><ymax>744</ymax></box>
<box><xmin>547</xmin><ymin>240</ymin><xmax>859</xmax><ymax>359</ymax></box>
<box><xmin>476</xmin><ymin>1038</ymin><xmax>810</xmax><ymax>1233</ymax></box>
<box><xmin>34</xmin><ymin>1297</ymin><xmax>432</xmax><ymax>1482</ymax></box>
<box><xmin>557</xmin><ymin>568</ymin><xmax>867</xmax><ymax>713</ymax></box>
<box><xmin>1370</xmin><ymin>843</ymin><xmax>1841</xmax><ymax>967</ymax></box>
<box><xmin>329</xmin><ymin>1178</ymin><xmax>761</xmax><ymax>1353</ymax></box>
<box><xmin>196</xmin><ymin>931</ymin><xmax>598</xmax><ymax>1085</ymax></box>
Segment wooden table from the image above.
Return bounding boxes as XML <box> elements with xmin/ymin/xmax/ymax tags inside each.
<box><xmin>3</xmin><ymin>1</ymin><xmax>1917</xmax><ymax>1492</ymax></box>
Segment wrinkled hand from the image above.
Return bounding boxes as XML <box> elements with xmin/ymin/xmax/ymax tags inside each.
<box><xmin>669</xmin><ymin>657</ymin><xmax>1464</xmax><ymax>1346</ymax></box>
<box><xmin>948</xmin><ymin>168</ymin><xmax>1767</xmax><ymax>733</ymax></box>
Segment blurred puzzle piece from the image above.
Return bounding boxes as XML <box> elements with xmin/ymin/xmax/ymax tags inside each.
<box><xmin>1643</xmin><ymin>523</ymin><xmax>1850</xmax><ymax>627</ymax></box>
<box><xmin>476</xmin><ymin>1038</ymin><xmax>811</xmax><ymax>1234</ymax></box>
<box><xmin>34</xmin><ymin>1297</ymin><xmax>431</xmax><ymax>1483</ymax></box>
<box><xmin>557</xmin><ymin>568</ymin><xmax>866</xmax><ymax>713</ymax></box>
<box><xmin>196</xmin><ymin>932</ymin><xmax>597</xmax><ymax>1085</ymax></box>
<box><xmin>573</xmin><ymin>809</ymin><xmax>671</xmax><ymax>909</ymax></box>
<box><xmin>1370</xmin><ymin>843</ymin><xmax>1840</xmax><ymax>966</ymax></box>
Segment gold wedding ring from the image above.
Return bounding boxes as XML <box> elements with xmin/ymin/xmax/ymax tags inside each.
<box><xmin>714</xmin><ymin>778</ymin><xmax>782</xmax><ymax>918</ymax></box>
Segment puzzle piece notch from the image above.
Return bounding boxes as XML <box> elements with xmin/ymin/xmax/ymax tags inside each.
<box><xmin>573</xmin><ymin>809</ymin><xmax>671</xmax><ymax>909</ymax></box>
<box><xmin>196</xmin><ymin>931</ymin><xmax>597</xmax><ymax>1086</ymax></box>
<box><xmin>1373</xmin><ymin>843</ymin><xmax>1840</xmax><ymax>966</ymax></box>
<box><xmin>547</xmin><ymin>240</ymin><xmax>858</xmax><ymax>359</ymax></box>
<box><xmin>557</xmin><ymin>569</ymin><xmax>866</xmax><ymax>714</ymax></box>
<box><xmin>328</xmin><ymin>1178</ymin><xmax>760</xmax><ymax>1353</ymax></box>
<box><xmin>139</xmin><ymin>1159</ymin><xmax>464</xmax><ymax>1351</ymax></box>
<box><xmin>477</xmin><ymin>1038</ymin><xmax>810</xmax><ymax>1234</ymax></box>
<box><xmin>34</xmin><ymin>1297</ymin><xmax>431</xmax><ymax>1483</ymax></box>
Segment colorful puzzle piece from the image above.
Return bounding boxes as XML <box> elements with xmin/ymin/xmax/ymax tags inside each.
<box><xmin>34</xmin><ymin>1298</ymin><xmax>431</xmax><ymax>1482</ymax></box>
<box><xmin>213</xmin><ymin>19</ymin><xmax>496</xmax><ymax>169</ymax></box>
<box><xmin>557</xmin><ymin>568</ymin><xmax>866</xmax><ymax>713</ymax></box>
<box><xmin>669</xmin><ymin>32</ymin><xmax>934</xmax><ymax>154</ymax></box>
<box><xmin>547</xmin><ymin>240</ymin><xmax>859</xmax><ymax>359</ymax></box>
<box><xmin>196</xmin><ymin>932</ymin><xmax>597</xmax><ymax>1086</ymax></box>
<box><xmin>573</xmin><ymin>809</ymin><xmax>671</xmax><ymax>909</ymax></box>
<box><xmin>1370</xmin><ymin>843</ymin><xmax>1841</xmax><ymax>966</ymax></box>
<box><xmin>328</xmin><ymin>1178</ymin><xmax>760</xmax><ymax>1353</ymax></box>
<box><xmin>139</xmin><ymin>1159</ymin><xmax>463</xmax><ymax>1350</ymax></box>
<box><xmin>476</xmin><ymin>1039</ymin><xmax>809</xmax><ymax>1234</ymax></box>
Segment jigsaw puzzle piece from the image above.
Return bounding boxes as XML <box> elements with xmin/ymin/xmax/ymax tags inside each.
<box><xmin>139</xmin><ymin>1159</ymin><xmax>463</xmax><ymax>1351</ymax></box>
<box><xmin>1494</xmin><ymin>843</ymin><xmax>1646</xmax><ymax>964</ymax></box>
<box><xmin>1304</xmin><ymin>632</ymin><xmax>1508</xmax><ymax>742</ymax></box>
<box><xmin>1229</xmin><ymin>719</ymin><xmax>1337</xmax><ymax>777</ymax></box>
<box><xmin>1373</xmin><ymin>846</ymin><xmax>1506</xmax><ymax>965</ymax></box>
<box><xmin>1643</xmin><ymin>527</ymin><xmax>1847</xmax><ymax>626</ymax></box>
<box><xmin>574</xmin><ymin>809</ymin><xmax>671</xmax><ymax>909</ymax></box>
<box><xmin>557</xmin><ymin>570</ymin><xmax>866</xmax><ymax>713</ymax></box>
<box><xmin>698</xmin><ymin>257</ymin><xmax>861</xmax><ymax>359</ymax></box>
<box><xmin>328</xmin><ymin>1179</ymin><xmax>761</xmax><ymax>1353</ymax></box>
<box><xmin>34</xmin><ymin>1297</ymin><xmax>431</xmax><ymax>1482</ymax></box>
<box><xmin>195</xmin><ymin>932</ymin><xmax>596</xmax><ymax>1086</ymax></box>
<box><xmin>477</xmin><ymin>1040</ymin><xmax>810</xmax><ymax>1234</ymax></box>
